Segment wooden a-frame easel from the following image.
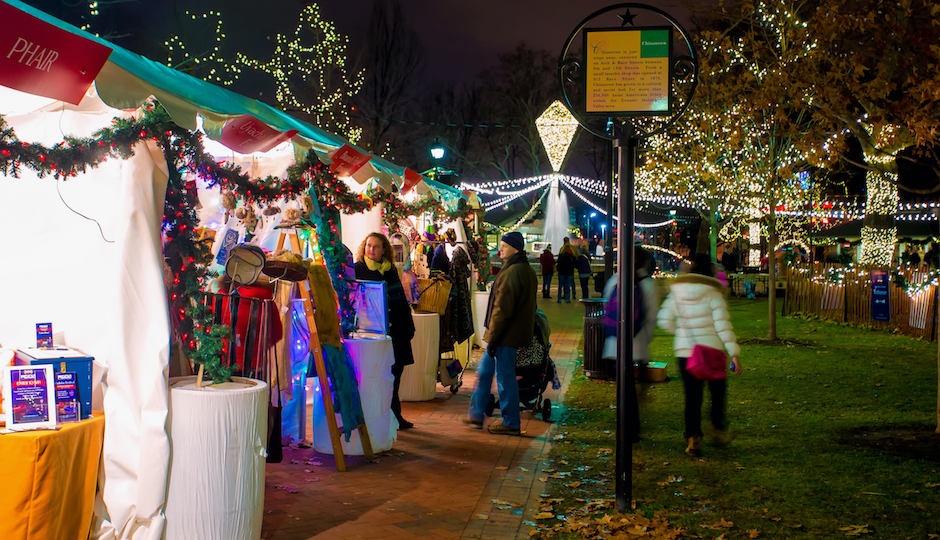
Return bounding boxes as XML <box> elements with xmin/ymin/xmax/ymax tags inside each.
<box><xmin>277</xmin><ymin>228</ymin><xmax>373</xmax><ymax>471</ymax></box>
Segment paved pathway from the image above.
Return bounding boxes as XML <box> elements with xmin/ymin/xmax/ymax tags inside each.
<box><xmin>261</xmin><ymin>288</ymin><xmax>593</xmax><ymax>540</ymax></box>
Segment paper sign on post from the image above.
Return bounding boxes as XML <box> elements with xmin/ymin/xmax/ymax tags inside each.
<box><xmin>219</xmin><ymin>115</ymin><xmax>299</xmax><ymax>154</ymax></box>
<box><xmin>0</xmin><ymin>2</ymin><xmax>112</xmax><ymax>104</ymax></box>
<box><xmin>329</xmin><ymin>144</ymin><xmax>372</xmax><ymax>178</ymax></box>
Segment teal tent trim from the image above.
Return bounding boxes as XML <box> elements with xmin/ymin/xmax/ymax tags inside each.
<box><xmin>3</xmin><ymin>0</ymin><xmax>407</xmax><ymax>187</ymax></box>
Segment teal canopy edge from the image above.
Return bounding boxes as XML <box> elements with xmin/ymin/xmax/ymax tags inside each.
<box><xmin>2</xmin><ymin>0</ymin><xmax>408</xmax><ymax>183</ymax></box>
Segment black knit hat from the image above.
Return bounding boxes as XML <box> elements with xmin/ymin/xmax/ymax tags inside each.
<box><xmin>501</xmin><ymin>231</ymin><xmax>525</xmax><ymax>252</ymax></box>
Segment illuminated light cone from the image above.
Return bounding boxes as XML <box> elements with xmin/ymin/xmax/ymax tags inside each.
<box><xmin>536</xmin><ymin>101</ymin><xmax>579</xmax><ymax>173</ymax></box>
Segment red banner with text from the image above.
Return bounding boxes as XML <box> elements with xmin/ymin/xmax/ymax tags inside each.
<box><xmin>219</xmin><ymin>115</ymin><xmax>299</xmax><ymax>154</ymax></box>
<box><xmin>0</xmin><ymin>3</ymin><xmax>112</xmax><ymax>104</ymax></box>
<box><xmin>329</xmin><ymin>144</ymin><xmax>373</xmax><ymax>178</ymax></box>
<box><xmin>401</xmin><ymin>168</ymin><xmax>424</xmax><ymax>195</ymax></box>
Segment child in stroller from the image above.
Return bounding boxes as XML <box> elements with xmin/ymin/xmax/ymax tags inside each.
<box><xmin>485</xmin><ymin>309</ymin><xmax>557</xmax><ymax>422</ymax></box>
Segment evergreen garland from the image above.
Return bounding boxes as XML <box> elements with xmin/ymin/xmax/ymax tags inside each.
<box><xmin>0</xmin><ymin>102</ymin><xmax>481</xmax><ymax>382</ymax></box>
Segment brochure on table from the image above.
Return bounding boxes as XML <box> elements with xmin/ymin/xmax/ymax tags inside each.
<box><xmin>15</xmin><ymin>347</ymin><xmax>95</xmax><ymax>419</ymax></box>
<box><xmin>2</xmin><ymin>364</ymin><xmax>57</xmax><ymax>431</ymax></box>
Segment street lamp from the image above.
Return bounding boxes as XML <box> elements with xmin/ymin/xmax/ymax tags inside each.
<box><xmin>429</xmin><ymin>139</ymin><xmax>445</xmax><ymax>161</ymax></box>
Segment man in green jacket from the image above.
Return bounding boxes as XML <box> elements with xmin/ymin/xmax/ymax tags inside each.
<box><xmin>464</xmin><ymin>231</ymin><xmax>537</xmax><ymax>435</ymax></box>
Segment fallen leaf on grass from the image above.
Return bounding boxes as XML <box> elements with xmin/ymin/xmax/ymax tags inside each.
<box><xmin>748</xmin><ymin>529</ymin><xmax>761</xmax><ymax>538</ymax></box>
<box><xmin>566</xmin><ymin>481</ymin><xmax>582</xmax><ymax>488</ymax></box>
<box><xmin>534</xmin><ymin>512</ymin><xmax>555</xmax><ymax>519</ymax></box>
<box><xmin>708</xmin><ymin>518</ymin><xmax>734</xmax><ymax>529</ymax></box>
<box><xmin>926</xmin><ymin>483</ymin><xmax>940</xmax><ymax>488</ymax></box>
<box><xmin>905</xmin><ymin>489</ymin><xmax>920</xmax><ymax>494</ymax></box>
<box><xmin>838</xmin><ymin>524</ymin><xmax>872</xmax><ymax>535</ymax></box>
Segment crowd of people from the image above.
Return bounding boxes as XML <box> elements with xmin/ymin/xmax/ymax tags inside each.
<box><xmin>353</xmin><ymin>229</ymin><xmax>745</xmax><ymax>457</ymax></box>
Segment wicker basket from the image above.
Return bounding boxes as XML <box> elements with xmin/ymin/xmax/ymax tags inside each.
<box><xmin>415</xmin><ymin>277</ymin><xmax>452</xmax><ymax>315</ymax></box>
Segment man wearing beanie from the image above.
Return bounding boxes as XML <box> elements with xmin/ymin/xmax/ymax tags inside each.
<box><xmin>464</xmin><ymin>231</ymin><xmax>537</xmax><ymax>435</ymax></box>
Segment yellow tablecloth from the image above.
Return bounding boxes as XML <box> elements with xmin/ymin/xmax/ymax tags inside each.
<box><xmin>0</xmin><ymin>414</ymin><xmax>105</xmax><ymax>540</ymax></box>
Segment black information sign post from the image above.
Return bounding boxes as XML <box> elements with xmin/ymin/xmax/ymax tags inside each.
<box><xmin>558</xmin><ymin>3</ymin><xmax>698</xmax><ymax>511</ymax></box>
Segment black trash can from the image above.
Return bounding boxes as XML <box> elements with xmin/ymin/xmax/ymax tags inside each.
<box><xmin>581</xmin><ymin>298</ymin><xmax>615</xmax><ymax>379</ymax></box>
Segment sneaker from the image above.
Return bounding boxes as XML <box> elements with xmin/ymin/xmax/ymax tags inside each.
<box><xmin>462</xmin><ymin>417</ymin><xmax>483</xmax><ymax>429</ymax></box>
<box><xmin>487</xmin><ymin>423</ymin><xmax>521</xmax><ymax>435</ymax></box>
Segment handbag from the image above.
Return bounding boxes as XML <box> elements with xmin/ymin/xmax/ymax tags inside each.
<box><xmin>686</xmin><ymin>344</ymin><xmax>728</xmax><ymax>381</ymax></box>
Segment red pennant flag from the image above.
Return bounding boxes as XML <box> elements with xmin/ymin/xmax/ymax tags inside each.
<box><xmin>219</xmin><ymin>115</ymin><xmax>298</xmax><ymax>153</ymax></box>
<box><xmin>0</xmin><ymin>3</ymin><xmax>112</xmax><ymax>104</ymax></box>
<box><xmin>400</xmin><ymin>168</ymin><xmax>423</xmax><ymax>195</ymax></box>
<box><xmin>329</xmin><ymin>144</ymin><xmax>372</xmax><ymax>177</ymax></box>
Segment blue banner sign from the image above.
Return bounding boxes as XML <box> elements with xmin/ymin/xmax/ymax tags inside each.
<box><xmin>871</xmin><ymin>270</ymin><xmax>890</xmax><ymax>322</ymax></box>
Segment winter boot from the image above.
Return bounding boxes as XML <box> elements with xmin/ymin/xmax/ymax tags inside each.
<box><xmin>685</xmin><ymin>435</ymin><xmax>702</xmax><ymax>457</ymax></box>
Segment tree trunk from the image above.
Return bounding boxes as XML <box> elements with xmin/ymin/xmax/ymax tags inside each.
<box><xmin>709</xmin><ymin>199</ymin><xmax>719</xmax><ymax>263</ymax></box>
<box><xmin>767</xmin><ymin>207</ymin><xmax>778</xmax><ymax>341</ymax></box>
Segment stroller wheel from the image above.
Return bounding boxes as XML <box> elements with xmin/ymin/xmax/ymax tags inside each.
<box><xmin>485</xmin><ymin>393</ymin><xmax>497</xmax><ymax>417</ymax></box>
<box><xmin>450</xmin><ymin>384</ymin><xmax>459</xmax><ymax>394</ymax></box>
<box><xmin>541</xmin><ymin>399</ymin><xmax>552</xmax><ymax>422</ymax></box>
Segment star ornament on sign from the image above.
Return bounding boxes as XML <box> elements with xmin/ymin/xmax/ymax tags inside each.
<box><xmin>619</xmin><ymin>9</ymin><xmax>637</xmax><ymax>27</ymax></box>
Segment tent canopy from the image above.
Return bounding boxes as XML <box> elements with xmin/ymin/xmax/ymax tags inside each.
<box><xmin>4</xmin><ymin>0</ymin><xmax>409</xmax><ymax>190</ymax></box>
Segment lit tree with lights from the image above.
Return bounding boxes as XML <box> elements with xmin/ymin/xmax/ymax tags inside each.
<box><xmin>237</xmin><ymin>4</ymin><xmax>365</xmax><ymax>140</ymax></box>
<box><xmin>643</xmin><ymin>0</ymin><xmax>826</xmax><ymax>340</ymax></box>
<box><xmin>164</xmin><ymin>10</ymin><xmax>240</xmax><ymax>86</ymax></box>
<box><xmin>794</xmin><ymin>0</ymin><xmax>940</xmax><ymax>266</ymax></box>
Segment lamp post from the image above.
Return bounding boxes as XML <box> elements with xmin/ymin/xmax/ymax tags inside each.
<box><xmin>424</xmin><ymin>139</ymin><xmax>455</xmax><ymax>181</ymax></box>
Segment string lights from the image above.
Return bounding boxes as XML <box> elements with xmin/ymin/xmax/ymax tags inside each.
<box><xmin>237</xmin><ymin>5</ymin><xmax>364</xmax><ymax>139</ymax></box>
<box><xmin>164</xmin><ymin>10</ymin><xmax>240</xmax><ymax>86</ymax></box>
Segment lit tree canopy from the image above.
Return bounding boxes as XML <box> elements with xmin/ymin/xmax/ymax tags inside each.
<box><xmin>237</xmin><ymin>5</ymin><xmax>364</xmax><ymax>139</ymax></box>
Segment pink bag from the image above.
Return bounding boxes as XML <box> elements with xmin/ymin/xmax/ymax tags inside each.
<box><xmin>686</xmin><ymin>344</ymin><xmax>728</xmax><ymax>381</ymax></box>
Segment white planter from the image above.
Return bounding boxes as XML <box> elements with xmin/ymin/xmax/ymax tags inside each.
<box><xmin>165</xmin><ymin>376</ymin><xmax>268</xmax><ymax>540</ymax></box>
<box><xmin>472</xmin><ymin>291</ymin><xmax>490</xmax><ymax>348</ymax></box>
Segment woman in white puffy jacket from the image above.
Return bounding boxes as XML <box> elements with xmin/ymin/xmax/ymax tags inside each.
<box><xmin>658</xmin><ymin>254</ymin><xmax>743</xmax><ymax>457</ymax></box>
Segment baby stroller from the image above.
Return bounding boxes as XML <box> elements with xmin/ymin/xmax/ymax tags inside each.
<box><xmin>485</xmin><ymin>310</ymin><xmax>555</xmax><ymax>422</ymax></box>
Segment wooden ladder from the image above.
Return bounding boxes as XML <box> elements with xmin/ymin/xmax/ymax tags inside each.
<box><xmin>277</xmin><ymin>229</ymin><xmax>373</xmax><ymax>471</ymax></box>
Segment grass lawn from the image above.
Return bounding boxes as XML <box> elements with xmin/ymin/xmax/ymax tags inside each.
<box><xmin>536</xmin><ymin>297</ymin><xmax>940</xmax><ymax>539</ymax></box>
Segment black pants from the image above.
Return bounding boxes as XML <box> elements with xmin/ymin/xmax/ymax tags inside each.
<box><xmin>579</xmin><ymin>277</ymin><xmax>590</xmax><ymax>298</ymax></box>
<box><xmin>678</xmin><ymin>357</ymin><xmax>727</xmax><ymax>438</ymax></box>
<box><xmin>391</xmin><ymin>363</ymin><xmax>405</xmax><ymax>420</ymax></box>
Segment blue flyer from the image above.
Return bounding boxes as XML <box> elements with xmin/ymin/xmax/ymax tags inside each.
<box><xmin>11</xmin><ymin>367</ymin><xmax>51</xmax><ymax>424</ymax></box>
<box><xmin>55</xmin><ymin>372</ymin><xmax>80</xmax><ymax>423</ymax></box>
<box><xmin>36</xmin><ymin>322</ymin><xmax>53</xmax><ymax>349</ymax></box>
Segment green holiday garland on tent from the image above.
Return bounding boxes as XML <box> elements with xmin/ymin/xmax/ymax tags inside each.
<box><xmin>0</xmin><ymin>101</ymin><xmax>481</xmax><ymax>383</ymax></box>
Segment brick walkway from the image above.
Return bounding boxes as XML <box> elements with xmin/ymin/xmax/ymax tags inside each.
<box><xmin>261</xmin><ymin>289</ymin><xmax>593</xmax><ymax>540</ymax></box>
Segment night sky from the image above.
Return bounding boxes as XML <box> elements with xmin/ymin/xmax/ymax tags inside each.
<box><xmin>21</xmin><ymin>0</ymin><xmax>707</xmax><ymax>87</ymax></box>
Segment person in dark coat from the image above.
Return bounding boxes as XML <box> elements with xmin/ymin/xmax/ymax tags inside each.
<box><xmin>430</xmin><ymin>230</ymin><xmax>454</xmax><ymax>273</ymax></box>
<box><xmin>539</xmin><ymin>245</ymin><xmax>555</xmax><ymax>299</ymax></box>
<box><xmin>556</xmin><ymin>245</ymin><xmax>576</xmax><ymax>303</ymax></box>
<box><xmin>355</xmin><ymin>232</ymin><xmax>417</xmax><ymax>429</ymax></box>
<box><xmin>464</xmin><ymin>231</ymin><xmax>537</xmax><ymax>435</ymax></box>
<box><xmin>575</xmin><ymin>247</ymin><xmax>592</xmax><ymax>299</ymax></box>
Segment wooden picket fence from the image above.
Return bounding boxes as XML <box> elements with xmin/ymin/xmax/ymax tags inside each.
<box><xmin>783</xmin><ymin>263</ymin><xmax>938</xmax><ymax>341</ymax></box>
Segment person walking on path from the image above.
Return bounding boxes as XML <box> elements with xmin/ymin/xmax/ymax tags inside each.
<box><xmin>355</xmin><ymin>232</ymin><xmax>417</xmax><ymax>430</ymax></box>
<box><xmin>539</xmin><ymin>245</ymin><xmax>555</xmax><ymax>299</ymax></box>
<box><xmin>465</xmin><ymin>231</ymin><xmax>537</xmax><ymax>435</ymax></box>
<box><xmin>657</xmin><ymin>253</ymin><xmax>743</xmax><ymax>457</ymax></box>
<box><xmin>576</xmin><ymin>247</ymin><xmax>592</xmax><ymax>299</ymax></box>
<box><xmin>556</xmin><ymin>244</ymin><xmax>576</xmax><ymax>303</ymax></box>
